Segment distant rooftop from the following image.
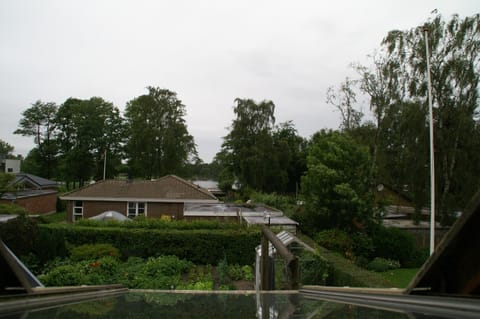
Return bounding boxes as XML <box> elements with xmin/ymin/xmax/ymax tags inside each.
<box><xmin>184</xmin><ymin>202</ymin><xmax>281</xmax><ymax>214</ymax></box>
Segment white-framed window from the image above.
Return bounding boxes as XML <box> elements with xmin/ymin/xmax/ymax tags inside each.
<box><xmin>73</xmin><ymin>200</ymin><xmax>83</xmax><ymax>221</ymax></box>
<box><xmin>127</xmin><ymin>202</ymin><xmax>146</xmax><ymax>218</ymax></box>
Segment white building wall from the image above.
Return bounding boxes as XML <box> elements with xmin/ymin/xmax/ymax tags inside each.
<box><xmin>4</xmin><ymin>159</ymin><xmax>21</xmax><ymax>173</ymax></box>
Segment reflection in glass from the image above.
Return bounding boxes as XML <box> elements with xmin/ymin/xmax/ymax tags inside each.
<box><xmin>0</xmin><ymin>292</ymin><xmax>455</xmax><ymax>319</ymax></box>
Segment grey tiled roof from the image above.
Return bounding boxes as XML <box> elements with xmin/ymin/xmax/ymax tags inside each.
<box><xmin>12</xmin><ymin>173</ymin><xmax>58</xmax><ymax>189</ymax></box>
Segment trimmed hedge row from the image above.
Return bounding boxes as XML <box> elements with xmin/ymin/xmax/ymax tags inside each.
<box><xmin>75</xmin><ymin>218</ymin><xmax>242</xmax><ymax>230</ymax></box>
<box><xmin>39</xmin><ymin>224</ymin><xmax>261</xmax><ymax>265</ymax></box>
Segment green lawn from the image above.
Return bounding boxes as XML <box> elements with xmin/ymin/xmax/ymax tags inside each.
<box><xmin>381</xmin><ymin>268</ymin><xmax>419</xmax><ymax>288</ymax></box>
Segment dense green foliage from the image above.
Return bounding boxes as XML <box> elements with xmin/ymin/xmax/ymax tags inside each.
<box><xmin>14</xmin><ymin>88</ymin><xmax>196</xmax><ymax>184</ymax></box>
<box><xmin>124</xmin><ymin>87</ymin><xmax>197</xmax><ymax>179</ymax></box>
<box><xmin>56</xmin><ymin>97</ymin><xmax>125</xmax><ymax>185</ymax></box>
<box><xmin>350</xmin><ymin>13</ymin><xmax>480</xmax><ymax>224</ymax></box>
<box><xmin>299</xmin><ymin>130</ymin><xmax>375</xmax><ymax>234</ymax></box>
<box><xmin>0</xmin><ymin>203</ymin><xmax>29</xmax><ymax>215</ymax></box>
<box><xmin>0</xmin><ymin>173</ymin><xmax>15</xmax><ymax>197</ymax></box>
<box><xmin>39</xmin><ymin>254</ymin><xmax>195</xmax><ymax>289</ymax></box>
<box><xmin>218</xmin><ymin>100</ymin><xmax>306</xmax><ymax>194</ymax></box>
<box><xmin>0</xmin><ymin>139</ymin><xmax>15</xmax><ymax>158</ymax></box>
<box><xmin>246</xmin><ymin>191</ymin><xmax>298</xmax><ymax>216</ymax></box>
<box><xmin>0</xmin><ymin>213</ymin><xmax>68</xmax><ymax>271</ymax></box>
<box><xmin>38</xmin><ymin>241</ymin><xmax>255</xmax><ymax>290</ymax></box>
<box><xmin>39</xmin><ymin>224</ymin><xmax>260</xmax><ymax>265</ymax></box>
<box><xmin>0</xmin><ymin>212</ymin><xmax>39</xmax><ymax>256</ymax></box>
<box><xmin>299</xmin><ymin>251</ymin><xmax>332</xmax><ymax>285</ymax></box>
<box><xmin>314</xmin><ymin>229</ymin><xmax>354</xmax><ymax>255</ymax></box>
<box><xmin>70</xmin><ymin>243</ymin><xmax>120</xmax><ymax>261</ymax></box>
<box><xmin>313</xmin><ymin>226</ymin><xmax>427</xmax><ymax>269</ymax></box>
<box><xmin>369</xmin><ymin>226</ymin><xmax>420</xmax><ymax>267</ymax></box>
<box><xmin>14</xmin><ymin>101</ymin><xmax>57</xmax><ymax>179</ymax></box>
<box><xmin>315</xmin><ymin>246</ymin><xmax>391</xmax><ymax>288</ymax></box>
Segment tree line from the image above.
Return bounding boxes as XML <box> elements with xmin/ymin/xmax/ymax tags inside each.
<box><xmin>4</xmin><ymin>13</ymin><xmax>479</xmax><ymax>228</ymax></box>
<box><xmin>11</xmin><ymin>87</ymin><xmax>197</xmax><ymax>188</ymax></box>
<box><xmin>215</xmin><ymin>12</ymin><xmax>480</xmax><ymax>227</ymax></box>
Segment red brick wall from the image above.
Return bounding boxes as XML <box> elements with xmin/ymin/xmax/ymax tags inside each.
<box><xmin>0</xmin><ymin>193</ymin><xmax>57</xmax><ymax>215</ymax></box>
<box><xmin>147</xmin><ymin>202</ymin><xmax>184</xmax><ymax>220</ymax></box>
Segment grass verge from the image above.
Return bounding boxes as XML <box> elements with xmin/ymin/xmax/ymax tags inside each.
<box><xmin>380</xmin><ymin>268</ymin><xmax>419</xmax><ymax>288</ymax></box>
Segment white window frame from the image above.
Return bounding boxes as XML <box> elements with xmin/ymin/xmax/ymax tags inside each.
<box><xmin>73</xmin><ymin>200</ymin><xmax>83</xmax><ymax>221</ymax></box>
<box><xmin>127</xmin><ymin>202</ymin><xmax>147</xmax><ymax>218</ymax></box>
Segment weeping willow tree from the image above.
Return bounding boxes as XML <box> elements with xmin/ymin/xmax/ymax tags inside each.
<box><xmin>354</xmin><ymin>13</ymin><xmax>480</xmax><ymax>224</ymax></box>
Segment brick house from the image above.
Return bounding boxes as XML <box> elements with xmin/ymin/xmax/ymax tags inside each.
<box><xmin>0</xmin><ymin>173</ymin><xmax>58</xmax><ymax>215</ymax></box>
<box><xmin>60</xmin><ymin>175</ymin><xmax>219</xmax><ymax>222</ymax></box>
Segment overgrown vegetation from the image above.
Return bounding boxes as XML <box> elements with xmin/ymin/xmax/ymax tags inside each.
<box><xmin>314</xmin><ymin>226</ymin><xmax>428</xmax><ymax>270</ymax></box>
<box><xmin>315</xmin><ymin>246</ymin><xmax>391</xmax><ymax>288</ymax></box>
<box><xmin>37</xmin><ymin>243</ymin><xmax>255</xmax><ymax>290</ymax></box>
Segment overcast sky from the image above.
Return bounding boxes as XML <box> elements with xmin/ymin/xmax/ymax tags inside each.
<box><xmin>0</xmin><ymin>1</ymin><xmax>478</xmax><ymax>163</ymax></box>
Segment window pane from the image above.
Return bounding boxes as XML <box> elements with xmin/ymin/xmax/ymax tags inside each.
<box><xmin>138</xmin><ymin>203</ymin><xmax>145</xmax><ymax>214</ymax></box>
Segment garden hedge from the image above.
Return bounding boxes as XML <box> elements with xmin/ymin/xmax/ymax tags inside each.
<box><xmin>39</xmin><ymin>224</ymin><xmax>261</xmax><ymax>265</ymax></box>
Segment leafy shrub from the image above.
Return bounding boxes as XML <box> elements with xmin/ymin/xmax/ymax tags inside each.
<box><xmin>177</xmin><ymin>280</ymin><xmax>214</xmax><ymax>290</ymax></box>
<box><xmin>160</xmin><ymin>215</ymin><xmax>172</xmax><ymax>222</ymax></box>
<box><xmin>39</xmin><ymin>263</ymin><xmax>86</xmax><ymax>286</ymax></box>
<box><xmin>404</xmin><ymin>248</ymin><xmax>429</xmax><ymax>268</ymax></box>
<box><xmin>143</xmin><ymin>255</ymin><xmax>193</xmax><ymax>277</ymax></box>
<box><xmin>354</xmin><ymin>256</ymin><xmax>369</xmax><ymax>268</ymax></box>
<box><xmin>241</xmin><ymin>265</ymin><xmax>254</xmax><ymax>281</ymax></box>
<box><xmin>300</xmin><ymin>251</ymin><xmax>332</xmax><ymax>285</ymax></box>
<box><xmin>20</xmin><ymin>253</ymin><xmax>42</xmax><ymax>275</ymax></box>
<box><xmin>70</xmin><ymin>243</ymin><xmax>120</xmax><ymax>261</ymax></box>
<box><xmin>134</xmin><ymin>256</ymin><xmax>193</xmax><ymax>289</ymax></box>
<box><xmin>0</xmin><ymin>204</ymin><xmax>30</xmax><ymax>215</ymax></box>
<box><xmin>351</xmin><ymin>232</ymin><xmax>375</xmax><ymax>260</ymax></box>
<box><xmin>315</xmin><ymin>229</ymin><xmax>353</xmax><ymax>256</ymax></box>
<box><xmin>41</xmin><ymin>255</ymin><xmax>194</xmax><ymax>289</ymax></box>
<box><xmin>370</xmin><ymin>226</ymin><xmax>416</xmax><ymax>266</ymax></box>
<box><xmin>367</xmin><ymin>257</ymin><xmax>401</xmax><ymax>272</ymax></box>
<box><xmin>116</xmin><ymin>257</ymin><xmax>147</xmax><ymax>288</ymax></box>
<box><xmin>39</xmin><ymin>256</ymin><xmax>121</xmax><ymax>286</ymax></box>
<box><xmin>0</xmin><ymin>213</ymin><xmax>39</xmax><ymax>257</ymax></box>
<box><xmin>227</xmin><ymin>264</ymin><xmax>244</xmax><ymax>281</ymax></box>
<box><xmin>217</xmin><ymin>256</ymin><xmax>229</xmax><ymax>284</ymax></box>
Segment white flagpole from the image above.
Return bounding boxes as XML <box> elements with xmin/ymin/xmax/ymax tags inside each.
<box><xmin>424</xmin><ymin>27</ymin><xmax>436</xmax><ymax>255</ymax></box>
